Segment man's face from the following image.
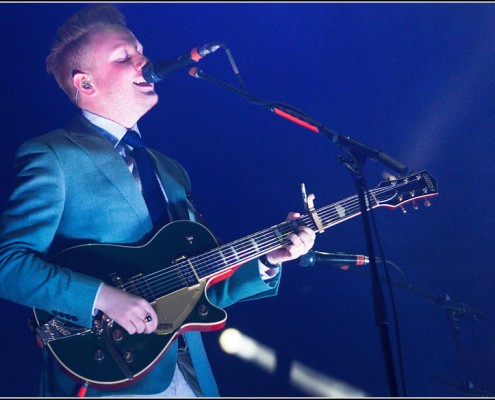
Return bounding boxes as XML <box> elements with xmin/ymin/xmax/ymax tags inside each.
<box><xmin>84</xmin><ymin>25</ymin><xmax>158</xmax><ymax>126</ymax></box>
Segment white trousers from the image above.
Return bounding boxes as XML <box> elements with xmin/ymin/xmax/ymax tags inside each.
<box><xmin>102</xmin><ymin>363</ymin><xmax>197</xmax><ymax>398</ymax></box>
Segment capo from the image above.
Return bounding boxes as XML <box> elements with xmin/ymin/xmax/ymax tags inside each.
<box><xmin>301</xmin><ymin>183</ymin><xmax>325</xmax><ymax>233</ymax></box>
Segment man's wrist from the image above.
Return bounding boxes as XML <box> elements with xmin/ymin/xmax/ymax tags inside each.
<box><xmin>260</xmin><ymin>254</ymin><xmax>282</xmax><ymax>269</ymax></box>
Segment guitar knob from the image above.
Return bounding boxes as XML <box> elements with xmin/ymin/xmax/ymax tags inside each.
<box><xmin>94</xmin><ymin>347</ymin><xmax>105</xmax><ymax>361</ymax></box>
<box><xmin>112</xmin><ymin>329</ymin><xmax>124</xmax><ymax>342</ymax></box>
<box><xmin>123</xmin><ymin>351</ymin><xmax>134</xmax><ymax>364</ymax></box>
<box><xmin>198</xmin><ymin>303</ymin><xmax>209</xmax><ymax>317</ymax></box>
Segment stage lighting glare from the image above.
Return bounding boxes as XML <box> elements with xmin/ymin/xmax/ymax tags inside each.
<box><xmin>219</xmin><ymin>328</ymin><xmax>276</xmax><ymax>373</ymax></box>
<box><xmin>219</xmin><ymin>328</ymin><xmax>367</xmax><ymax>396</ymax></box>
<box><xmin>290</xmin><ymin>360</ymin><xmax>368</xmax><ymax>397</ymax></box>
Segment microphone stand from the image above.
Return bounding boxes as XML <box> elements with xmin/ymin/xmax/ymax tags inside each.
<box><xmin>337</xmin><ymin>145</ymin><xmax>401</xmax><ymax>397</ymax></box>
<box><xmin>190</xmin><ymin>67</ymin><xmax>412</xmax><ymax>396</ymax></box>
<box><xmin>356</xmin><ymin>264</ymin><xmax>484</xmax><ymax>350</ymax></box>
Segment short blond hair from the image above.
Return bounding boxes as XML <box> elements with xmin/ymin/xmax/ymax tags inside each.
<box><xmin>46</xmin><ymin>4</ymin><xmax>126</xmax><ymax>104</ymax></box>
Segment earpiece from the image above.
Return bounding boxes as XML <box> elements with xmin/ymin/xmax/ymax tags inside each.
<box><xmin>81</xmin><ymin>80</ymin><xmax>92</xmax><ymax>90</ymax></box>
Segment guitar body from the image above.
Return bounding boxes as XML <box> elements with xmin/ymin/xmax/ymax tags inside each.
<box><xmin>33</xmin><ymin>221</ymin><xmax>229</xmax><ymax>388</ymax></box>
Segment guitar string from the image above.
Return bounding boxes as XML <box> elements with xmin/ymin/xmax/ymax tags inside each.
<box><xmin>187</xmin><ymin>184</ymin><xmax>434</xmax><ymax>283</ymax></box>
<box><xmin>119</xmin><ymin>180</ymin><xmax>414</xmax><ymax>298</ymax></box>
<box><xmin>120</xmin><ymin>194</ymin><xmax>370</xmax><ymax>297</ymax></box>
<box><xmin>119</xmin><ymin>181</ymin><xmax>410</xmax><ymax>298</ymax></box>
<box><xmin>120</xmin><ymin>221</ymin><xmax>298</xmax><ymax>299</ymax></box>
<box><xmin>167</xmin><ymin>178</ymin><xmax>432</xmax><ymax>292</ymax></box>
<box><xmin>124</xmin><ymin>197</ymin><xmax>414</xmax><ymax>301</ymax></box>
<box><xmin>120</xmin><ymin>178</ymin><xmax>427</xmax><ymax>298</ymax></box>
<box><xmin>120</xmin><ymin>208</ymin><xmax>343</xmax><ymax>298</ymax></box>
<box><xmin>120</xmin><ymin>191</ymin><xmax>366</xmax><ymax>296</ymax></box>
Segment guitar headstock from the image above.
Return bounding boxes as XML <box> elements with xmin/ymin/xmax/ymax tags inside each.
<box><xmin>374</xmin><ymin>171</ymin><xmax>438</xmax><ymax>211</ymax></box>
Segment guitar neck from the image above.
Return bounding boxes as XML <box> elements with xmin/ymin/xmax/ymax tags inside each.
<box><xmin>143</xmin><ymin>171</ymin><xmax>436</xmax><ymax>294</ymax></box>
<box><xmin>191</xmin><ymin>170</ymin><xmax>438</xmax><ymax>281</ymax></box>
<box><xmin>188</xmin><ymin>192</ymin><xmax>369</xmax><ymax>282</ymax></box>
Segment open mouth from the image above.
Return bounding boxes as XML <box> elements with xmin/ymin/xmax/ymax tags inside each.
<box><xmin>133</xmin><ymin>78</ymin><xmax>153</xmax><ymax>88</ymax></box>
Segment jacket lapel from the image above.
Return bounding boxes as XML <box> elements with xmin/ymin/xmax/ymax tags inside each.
<box><xmin>149</xmin><ymin>150</ymin><xmax>190</xmax><ymax>221</ymax></box>
<box><xmin>64</xmin><ymin>115</ymin><xmax>153</xmax><ymax>229</ymax></box>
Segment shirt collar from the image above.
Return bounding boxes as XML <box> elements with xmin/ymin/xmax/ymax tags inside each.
<box><xmin>82</xmin><ymin>109</ymin><xmax>141</xmax><ymax>147</ymax></box>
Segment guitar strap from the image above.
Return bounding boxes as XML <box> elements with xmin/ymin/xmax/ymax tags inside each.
<box><xmin>185</xmin><ymin>193</ymin><xmax>205</xmax><ymax>224</ymax></box>
<box><xmin>185</xmin><ymin>193</ymin><xmax>223</xmax><ymax>246</ymax></box>
<box><xmin>149</xmin><ymin>150</ymin><xmax>214</xmax><ymax>235</ymax></box>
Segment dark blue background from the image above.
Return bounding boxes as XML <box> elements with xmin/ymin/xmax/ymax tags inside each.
<box><xmin>1</xmin><ymin>2</ymin><xmax>494</xmax><ymax>397</ymax></box>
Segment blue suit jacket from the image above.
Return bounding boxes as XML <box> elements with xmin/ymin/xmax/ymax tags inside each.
<box><xmin>0</xmin><ymin>115</ymin><xmax>281</xmax><ymax>397</ymax></box>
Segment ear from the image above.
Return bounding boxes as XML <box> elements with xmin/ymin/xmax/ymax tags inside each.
<box><xmin>73</xmin><ymin>71</ymin><xmax>95</xmax><ymax>94</ymax></box>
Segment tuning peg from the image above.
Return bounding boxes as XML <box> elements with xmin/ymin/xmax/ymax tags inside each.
<box><xmin>412</xmin><ymin>201</ymin><xmax>419</xmax><ymax>210</ymax></box>
<box><xmin>400</xmin><ymin>206</ymin><xmax>407</xmax><ymax>214</ymax></box>
<box><xmin>424</xmin><ymin>200</ymin><xmax>431</xmax><ymax>207</ymax></box>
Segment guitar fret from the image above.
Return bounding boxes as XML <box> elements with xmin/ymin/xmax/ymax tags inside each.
<box><xmin>249</xmin><ymin>229</ymin><xmax>281</xmax><ymax>257</ymax></box>
<box><xmin>299</xmin><ymin>215</ymin><xmax>317</xmax><ymax>232</ymax></box>
<box><xmin>217</xmin><ymin>249</ymin><xmax>228</xmax><ymax>268</ymax></box>
<box><xmin>276</xmin><ymin>226</ymin><xmax>292</xmax><ymax>245</ymax></box>
<box><xmin>229</xmin><ymin>245</ymin><xmax>240</xmax><ymax>262</ymax></box>
<box><xmin>201</xmin><ymin>224</ymin><xmax>297</xmax><ymax>278</ymax></box>
<box><xmin>220</xmin><ymin>246</ymin><xmax>235</xmax><ymax>265</ymax></box>
<box><xmin>335</xmin><ymin>204</ymin><xmax>346</xmax><ymax>218</ymax></box>
<box><xmin>249</xmin><ymin>238</ymin><xmax>260</xmax><ymax>252</ymax></box>
<box><xmin>273</xmin><ymin>227</ymin><xmax>286</xmax><ymax>244</ymax></box>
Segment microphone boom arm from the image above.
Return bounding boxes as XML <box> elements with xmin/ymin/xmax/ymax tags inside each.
<box><xmin>189</xmin><ymin>68</ymin><xmax>412</xmax><ymax>176</ymax></box>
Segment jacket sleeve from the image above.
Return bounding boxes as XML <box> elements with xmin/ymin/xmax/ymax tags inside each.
<box><xmin>205</xmin><ymin>259</ymin><xmax>282</xmax><ymax>309</ymax></box>
<box><xmin>0</xmin><ymin>139</ymin><xmax>102</xmax><ymax>328</ymax></box>
<box><xmin>152</xmin><ymin>151</ymin><xmax>283</xmax><ymax>310</ymax></box>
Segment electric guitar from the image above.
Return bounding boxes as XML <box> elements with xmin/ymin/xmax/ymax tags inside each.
<box><xmin>33</xmin><ymin>170</ymin><xmax>438</xmax><ymax>389</ymax></box>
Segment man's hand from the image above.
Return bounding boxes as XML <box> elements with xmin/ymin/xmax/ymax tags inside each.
<box><xmin>94</xmin><ymin>284</ymin><xmax>158</xmax><ymax>334</ymax></box>
<box><xmin>265</xmin><ymin>212</ymin><xmax>316</xmax><ymax>265</ymax></box>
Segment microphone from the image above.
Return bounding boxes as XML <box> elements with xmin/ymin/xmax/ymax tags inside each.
<box><xmin>142</xmin><ymin>42</ymin><xmax>223</xmax><ymax>83</ymax></box>
<box><xmin>299</xmin><ymin>250</ymin><xmax>370</xmax><ymax>270</ymax></box>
